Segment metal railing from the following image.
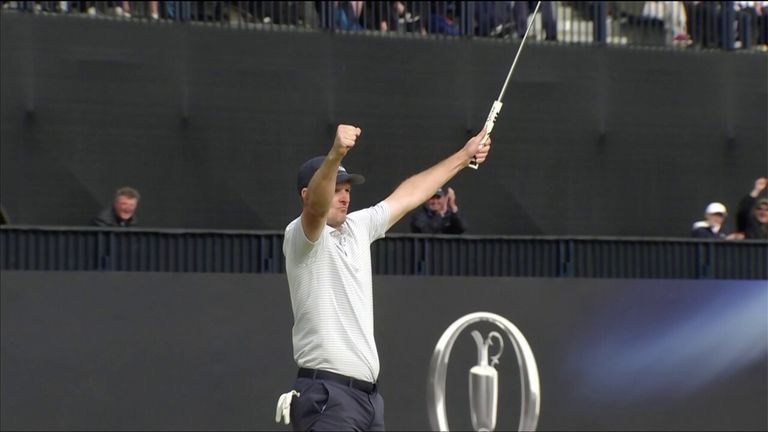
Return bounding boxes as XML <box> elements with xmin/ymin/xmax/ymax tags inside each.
<box><xmin>2</xmin><ymin>1</ymin><xmax>766</xmax><ymax>51</ymax></box>
<box><xmin>2</xmin><ymin>226</ymin><xmax>766</xmax><ymax>278</ymax></box>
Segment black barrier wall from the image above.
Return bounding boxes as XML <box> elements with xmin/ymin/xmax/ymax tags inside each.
<box><xmin>1</xmin><ymin>14</ymin><xmax>767</xmax><ymax>235</ymax></box>
<box><xmin>3</xmin><ymin>225</ymin><xmax>768</xmax><ymax>279</ymax></box>
<box><xmin>2</xmin><ymin>272</ymin><xmax>766</xmax><ymax>431</ymax></box>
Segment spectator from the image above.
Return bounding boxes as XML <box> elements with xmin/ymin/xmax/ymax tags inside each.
<box><xmin>92</xmin><ymin>187</ymin><xmax>140</xmax><ymax>227</ymax></box>
<box><xmin>736</xmin><ymin>177</ymin><xmax>768</xmax><ymax>239</ymax></box>
<box><xmin>113</xmin><ymin>1</ymin><xmax>130</xmax><ymax>18</ymax></box>
<box><xmin>127</xmin><ymin>1</ymin><xmax>160</xmax><ymax>20</ymax></box>
<box><xmin>735</xmin><ymin>1</ymin><xmax>766</xmax><ymax>49</ymax></box>
<box><xmin>149</xmin><ymin>1</ymin><xmax>158</xmax><ymax>19</ymax></box>
<box><xmin>242</xmin><ymin>1</ymin><xmax>304</xmax><ymax>25</ymax></box>
<box><xmin>333</xmin><ymin>0</ymin><xmax>364</xmax><ymax>30</ymax></box>
<box><xmin>691</xmin><ymin>202</ymin><xmax>734</xmax><ymax>239</ymax></box>
<box><xmin>474</xmin><ymin>1</ymin><xmax>515</xmax><ymax>37</ymax></box>
<box><xmin>0</xmin><ymin>204</ymin><xmax>9</xmax><ymax>225</ymax></box>
<box><xmin>16</xmin><ymin>1</ymin><xmax>58</xmax><ymax>13</ymax></box>
<box><xmin>759</xmin><ymin>1</ymin><xmax>768</xmax><ymax>48</ymax></box>
<box><xmin>66</xmin><ymin>1</ymin><xmax>129</xmax><ymax>17</ymax></box>
<box><xmin>394</xmin><ymin>1</ymin><xmax>427</xmax><ymax>34</ymax></box>
<box><xmin>79</xmin><ymin>1</ymin><xmax>108</xmax><ymax>16</ymax></box>
<box><xmin>410</xmin><ymin>187</ymin><xmax>466</xmax><ymax>234</ymax></box>
<box><xmin>513</xmin><ymin>1</ymin><xmax>557</xmax><ymax>41</ymax></box>
<box><xmin>363</xmin><ymin>1</ymin><xmax>425</xmax><ymax>33</ymax></box>
<box><xmin>686</xmin><ymin>1</ymin><xmax>721</xmax><ymax>48</ymax></box>
<box><xmin>429</xmin><ymin>1</ymin><xmax>461</xmax><ymax>35</ymax></box>
<box><xmin>364</xmin><ymin>0</ymin><xmax>388</xmax><ymax>31</ymax></box>
<box><xmin>642</xmin><ymin>1</ymin><xmax>691</xmax><ymax>44</ymax></box>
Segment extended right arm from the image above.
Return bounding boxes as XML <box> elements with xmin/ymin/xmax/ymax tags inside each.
<box><xmin>384</xmin><ymin>128</ymin><xmax>490</xmax><ymax>230</ymax></box>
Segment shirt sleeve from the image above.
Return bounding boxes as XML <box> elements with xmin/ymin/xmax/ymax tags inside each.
<box><xmin>348</xmin><ymin>201</ymin><xmax>391</xmax><ymax>243</ymax></box>
<box><xmin>283</xmin><ymin>216</ymin><xmax>326</xmax><ymax>263</ymax></box>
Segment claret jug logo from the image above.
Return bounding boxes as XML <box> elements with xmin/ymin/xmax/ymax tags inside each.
<box><xmin>427</xmin><ymin>312</ymin><xmax>541</xmax><ymax>432</ymax></box>
<box><xmin>469</xmin><ymin>330</ymin><xmax>503</xmax><ymax>431</ymax></box>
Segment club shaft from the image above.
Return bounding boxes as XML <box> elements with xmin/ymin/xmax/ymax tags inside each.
<box><xmin>469</xmin><ymin>1</ymin><xmax>542</xmax><ymax>170</ymax></box>
<box><xmin>497</xmin><ymin>1</ymin><xmax>541</xmax><ymax>101</ymax></box>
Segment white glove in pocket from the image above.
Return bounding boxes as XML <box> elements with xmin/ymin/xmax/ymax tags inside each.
<box><xmin>275</xmin><ymin>390</ymin><xmax>300</xmax><ymax>425</ymax></box>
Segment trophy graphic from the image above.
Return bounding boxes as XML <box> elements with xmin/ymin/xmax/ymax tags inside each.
<box><xmin>469</xmin><ymin>331</ymin><xmax>504</xmax><ymax>432</ymax></box>
<box><xmin>427</xmin><ymin>312</ymin><xmax>540</xmax><ymax>432</ymax></box>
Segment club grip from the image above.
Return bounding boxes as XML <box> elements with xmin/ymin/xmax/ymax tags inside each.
<box><xmin>469</xmin><ymin>101</ymin><xmax>503</xmax><ymax>170</ymax></box>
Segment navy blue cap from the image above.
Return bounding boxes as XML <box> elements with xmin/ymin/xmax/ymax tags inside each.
<box><xmin>297</xmin><ymin>156</ymin><xmax>365</xmax><ymax>194</ymax></box>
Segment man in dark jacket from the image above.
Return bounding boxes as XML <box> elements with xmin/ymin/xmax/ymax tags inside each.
<box><xmin>410</xmin><ymin>187</ymin><xmax>466</xmax><ymax>234</ymax></box>
<box><xmin>736</xmin><ymin>177</ymin><xmax>768</xmax><ymax>240</ymax></box>
<box><xmin>93</xmin><ymin>187</ymin><xmax>140</xmax><ymax>227</ymax></box>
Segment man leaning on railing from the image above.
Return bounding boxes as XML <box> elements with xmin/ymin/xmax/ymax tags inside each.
<box><xmin>92</xmin><ymin>186</ymin><xmax>141</xmax><ymax>228</ymax></box>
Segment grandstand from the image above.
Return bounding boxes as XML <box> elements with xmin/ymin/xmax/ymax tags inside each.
<box><xmin>1</xmin><ymin>2</ymin><xmax>766</xmax><ymax>431</ymax></box>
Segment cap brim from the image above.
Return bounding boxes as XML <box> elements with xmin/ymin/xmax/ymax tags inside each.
<box><xmin>337</xmin><ymin>173</ymin><xmax>365</xmax><ymax>185</ymax></box>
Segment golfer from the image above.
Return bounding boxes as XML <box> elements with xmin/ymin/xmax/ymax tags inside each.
<box><xmin>283</xmin><ymin>124</ymin><xmax>491</xmax><ymax>431</ymax></box>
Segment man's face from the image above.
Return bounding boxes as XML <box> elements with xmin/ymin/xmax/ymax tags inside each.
<box><xmin>705</xmin><ymin>213</ymin><xmax>724</xmax><ymax>226</ymax></box>
<box><xmin>427</xmin><ymin>195</ymin><xmax>443</xmax><ymax>212</ymax></box>
<box><xmin>113</xmin><ymin>196</ymin><xmax>138</xmax><ymax>221</ymax></box>
<box><xmin>755</xmin><ymin>205</ymin><xmax>768</xmax><ymax>224</ymax></box>
<box><xmin>326</xmin><ymin>182</ymin><xmax>351</xmax><ymax>229</ymax></box>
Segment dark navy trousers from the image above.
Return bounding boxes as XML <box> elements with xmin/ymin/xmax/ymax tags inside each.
<box><xmin>289</xmin><ymin>377</ymin><xmax>385</xmax><ymax>431</ymax></box>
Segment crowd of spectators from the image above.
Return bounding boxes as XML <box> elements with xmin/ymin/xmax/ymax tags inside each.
<box><xmin>3</xmin><ymin>1</ymin><xmax>767</xmax><ymax>50</ymax></box>
<box><xmin>682</xmin><ymin>1</ymin><xmax>768</xmax><ymax>49</ymax></box>
<box><xmin>691</xmin><ymin>177</ymin><xmax>768</xmax><ymax>240</ymax></box>
<box><xmin>90</xmin><ymin>177</ymin><xmax>768</xmax><ymax>241</ymax></box>
<box><xmin>1</xmin><ymin>2</ymin><xmax>765</xmax><ymax>236</ymax></box>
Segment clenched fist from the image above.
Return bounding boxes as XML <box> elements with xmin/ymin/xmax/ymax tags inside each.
<box><xmin>332</xmin><ymin>124</ymin><xmax>362</xmax><ymax>158</ymax></box>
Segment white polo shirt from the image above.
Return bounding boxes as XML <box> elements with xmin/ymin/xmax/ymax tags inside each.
<box><xmin>283</xmin><ymin>201</ymin><xmax>390</xmax><ymax>383</ymax></box>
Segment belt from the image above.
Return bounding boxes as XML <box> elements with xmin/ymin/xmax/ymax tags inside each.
<box><xmin>298</xmin><ymin>368</ymin><xmax>377</xmax><ymax>394</ymax></box>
